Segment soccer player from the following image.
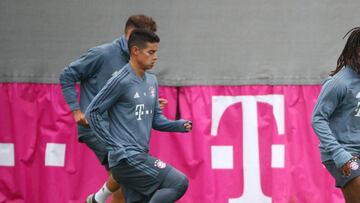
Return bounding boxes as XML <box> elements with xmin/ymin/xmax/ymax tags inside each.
<box><xmin>312</xmin><ymin>27</ymin><xmax>360</xmax><ymax>202</ymax></box>
<box><xmin>60</xmin><ymin>15</ymin><xmax>167</xmax><ymax>203</ymax></box>
<box><xmin>86</xmin><ymin>29</ymin><xmax>192</xmax><ymax>203</ymax></box>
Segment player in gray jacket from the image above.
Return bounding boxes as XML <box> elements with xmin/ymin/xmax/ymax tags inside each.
<box><xmin>312</xmin><ymin>27</ymin><xmax>360</xmax><ymax>202</ymax></box>
<box><xmin>86</xmin><ymin>29</ymin><xmax>192</xmax><ymax>203</ymax></box>
<box><xmin>60</xmin><ymin>15</ymin><xmax>167</xmax><ymax>203</ymax></box>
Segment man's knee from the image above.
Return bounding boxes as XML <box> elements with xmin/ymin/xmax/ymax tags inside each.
<box><xmin>162</xmin><ymin>169</ymin><xmax>189</xmax><ymax>197</ymax></box>
<box><xmin>177</xmin><ymin>175</ymin><xmax>188</xmax><ymax>196</ymax></box>
<box><xmin>107</xmin><ymin>175</ymin><xmax>121</xmax><ymax>192</ymax></box>
<box><xmin>112</xmin><ymin>189</ymin><xmax>125</xmax><ymax>203</ymax></box>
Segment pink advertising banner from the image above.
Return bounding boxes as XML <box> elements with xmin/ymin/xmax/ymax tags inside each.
<box><xmin>0</xmin><ymin>83</ymin><xmax>344</xmax><ymax>202</ymax></box>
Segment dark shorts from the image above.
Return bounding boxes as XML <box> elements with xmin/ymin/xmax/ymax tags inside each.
<box><xmin>79</xmin><ymin>132</ymin><xmax>109</xmax><ymax>170</ymax></box>
<box><xmin>111</xmin><ymin>153</ymin><xmax>172</xmax><ymax>201</ymax></box>
<box><xmin>323</xmin><ymin>156</ymin><xmax>360</xmax><ymax>188</ymax></box>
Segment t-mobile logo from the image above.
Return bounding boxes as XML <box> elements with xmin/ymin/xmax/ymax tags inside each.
<box><xmin>354</xmin><ymin>92</ymin><xmax>360</xmax><ymax>117</ymax></box>
<box><xmin>135</xmin><ymin>104</ymin><xmax>145</xmax><ymax>120</ymax></box>
<box><xmin>211</xmin><ymin>95</ymin><xmax>285</xmax><ymax>202</ymax></box>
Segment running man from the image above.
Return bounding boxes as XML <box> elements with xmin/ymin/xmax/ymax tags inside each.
<box><xmin>312</xmin><ymin>27</ymin><xmax>360</xmax><ymax>202</ymax></box>
<box><xmin>60</xmin><ymin>15</ymin><xmax>167</xmax><ymax>203</ymax></box>
<box><xmin>86</xmin><ymin>29</ymin><xmax>192</xmax><ymax>203</ymax></box>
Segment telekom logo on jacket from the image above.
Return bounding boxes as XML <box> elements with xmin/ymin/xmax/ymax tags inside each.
<box><xmin>211</xmin><ymin>95</ymin><xmax>285</xmax><ymax>202</ymax></box>
<box><xmin>135</xmin><ymin>104</ymin><xmax>145</xmax><ymax>120</ymax></box>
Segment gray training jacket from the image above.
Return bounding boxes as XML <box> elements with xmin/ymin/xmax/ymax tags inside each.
<box><xmin>86</xmin><ymin>64</ymin><xmax>189</xmax><ymax>168</ymax></box>
<box><xmin>312</xmin><ymin>66</ymin><xmax>360</xmax><ymax>168</ymax></box>
<box><xmin>59</xmin><ymin>36</ymin><xmax>129</xmax><ymax>137</ymax></box>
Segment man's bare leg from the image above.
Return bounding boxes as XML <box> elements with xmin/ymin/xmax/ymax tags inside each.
<box><xmin>107</xmin><ymin>174</ymin><xmax>124</xmax><ymax>203</ymax></box>
<box><xmin>87</xmin><ymin>174</ymin><xmax>124</xmax><ymax>203</ymax></box>
<box><xmin>341</xmin><ymin>176</ymin><xmax>360</xmax><ymax>203</ymax></box>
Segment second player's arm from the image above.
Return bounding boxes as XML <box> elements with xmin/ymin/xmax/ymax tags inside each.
<box><xmin>59</xmin><ymin>49</ymin><xmax>104</xmax><ymax>125</ymax></box>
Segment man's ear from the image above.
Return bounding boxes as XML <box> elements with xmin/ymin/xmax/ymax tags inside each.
<box><xmin>131</xmin><ymin>46</ymin><xmax>140</xmax><ymax>56</ymax></box>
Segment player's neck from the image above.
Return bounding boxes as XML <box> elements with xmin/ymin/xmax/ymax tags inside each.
<box><xmin>129</xmin><ymin>60</ymin><xmax>145</xmax><ymax>77</ymax></box>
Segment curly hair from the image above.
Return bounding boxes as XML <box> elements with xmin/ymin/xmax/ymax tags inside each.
<box><xmin>331</xmin><ymin>27</ymin><xmax>360</xmax><ymax>76</ymax></box>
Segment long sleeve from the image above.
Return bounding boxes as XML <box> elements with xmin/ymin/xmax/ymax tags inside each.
<box><xmin>85</xmin><ymin>72</ymin><xmax>126</xmax><ymax>150</ymax></box>
<box><xmin>59</xmin><ymin>49</ymin><xmax>104</xmax><ymax>111</ymax></box>
<box><xmin>312</xmin><ymin>78</ymin><xmax>352</xmax><ymax>168</ymax></box>
<box><xmin>152</xmin><ymin>82</ymin><xmax>188</xmax><ymax>132</ymax></box>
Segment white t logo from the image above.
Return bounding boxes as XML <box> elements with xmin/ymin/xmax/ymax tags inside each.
<box><xmin>354</xmin><ymin>92</ymin><xmax>360</xmax><ymax>117</ymax></box>
<box><xmin>135</xmin><ymin>104</ymin><xmax>145</xmax><ymax>120</ymax></box>
<box><xmin>211</xmin><ymin>95</ymin><xmax>285</xmax><ymax>202</ymax></box>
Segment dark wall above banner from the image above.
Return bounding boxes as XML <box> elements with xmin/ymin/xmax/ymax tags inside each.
<box><xmin>1</xmin><ymin>0</ymin><xmax>359</xmax><ymax>85</ymax></box>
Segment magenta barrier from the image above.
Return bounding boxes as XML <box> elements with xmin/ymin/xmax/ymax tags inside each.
<box><xmin>0</xmin><ymin>83</ymin><xmax>344</xmax><ymax>202</ymax></box>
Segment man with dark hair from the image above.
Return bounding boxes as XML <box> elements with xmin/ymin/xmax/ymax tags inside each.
<box><xmin>60</xmin><ymin>15</ymin><xmax>167</xmax><ymax>203</ymax></box>
<box><xmin>86</xmin><ymin>29</ymin><xmax>192</xmax><ymax>203</ymax></box>
<box><xmin>125</xmin><ymin>15</ymin><xmax>157</xmax><ymax>34</ymax></box>
<box><xmin>312</xmin><ymin>27</ymin><xmax>360</xmax><ymax>202</ymax></box>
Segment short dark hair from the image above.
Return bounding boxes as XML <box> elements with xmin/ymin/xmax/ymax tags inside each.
<box><xmin>128</xmin><ymin>29</ymin><xmax>160</xmax><ymax>54</ymax></box>
<box><xmin>331</xmin><ymin>27</ymin><xmax>360</xmax><ymax>75</ymax></box>
<box><xmin>125</xmin><ymin>14</ymin><xmax>157</xmax><ymax>34</ymax></box>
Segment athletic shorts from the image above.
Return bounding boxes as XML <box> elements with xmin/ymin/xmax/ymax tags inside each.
<box><xmin>79</xmin><ymin>132</ymin><xmax>109</xmax><ymax>169</ymax></box>
<box><xmin>323</xmin><ymin>155</ymin><xmax>360</xmax><ymax>188</ymax></box>
<box><xmin>111</xmin><ymin>153</ymin><xmax>172</xmax><ymax>199</ymax></box>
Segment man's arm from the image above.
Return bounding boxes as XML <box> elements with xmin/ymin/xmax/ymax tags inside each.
<box><xmin>59</xmin><ymin>49</ymin><xmax>104</xmax><ymax>125</ymax></box>
<box><xmin>152</xmin><ymin>82</ymin><xmax>192</xmax><ymax>132</ymax></box>
<box><xmin>311</xmin><ymin>78</ymin><xmax>352</xmax><ymax>168</ymax></box>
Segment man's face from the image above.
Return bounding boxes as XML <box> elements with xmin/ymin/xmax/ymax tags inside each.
<box><xmin>134</xmin><ymin>42</ymin><xmax>158</xmax><ymax>70</ymax></box>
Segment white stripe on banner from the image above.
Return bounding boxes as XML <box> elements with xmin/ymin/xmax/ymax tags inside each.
<box><xmin>211</xmin><ymin>145</ymin><xmax>233</xmax><ymax>169</ymax></box>
<box><xmin>45</xmin><ymin>143</ymin><xmax>66</xmax><ymax>167</ymax></box>
<box><xmin>0</xmin><ymin>143</ymin><xmax>15</xmax><ymax>166</ymax></box>
<box><xmin>272</xmin><ymin>144</ymin><xmax>285</xmax><ymax>168</ymax></box>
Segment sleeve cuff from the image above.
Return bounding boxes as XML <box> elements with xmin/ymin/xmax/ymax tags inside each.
<box><xmin>177</xmin><ymin>119</ymin><xmax>189</xmax><ymax>132</ymax></box>
<box><xmin>69</xmin><ymin>103</ymin><xmax>80</xmax><ymax>111</ymax></box>
<box><xmin>333</xmin><ymin>150</ymin><xmax>353</xmax><ymax>168</ymax></box>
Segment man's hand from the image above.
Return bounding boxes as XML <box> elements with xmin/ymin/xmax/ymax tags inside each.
<box><xmin>72</xmin><ymin>109</ymin><xmax>89</xmax><ymax>127</ymax></box>
<box><xmin>341</xmin><ymin>156</ymin><xmax>359</xmax><ymax>177</ymax></box>
<box><xmin>184</xmin><ymin>121</ymin><xmax>192</xmax><ymax>132</ymax></box>
<box><xmin>158</xmin><ymin>98</ymin><xmax>168</xmax><ymax>110</ymax></box>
